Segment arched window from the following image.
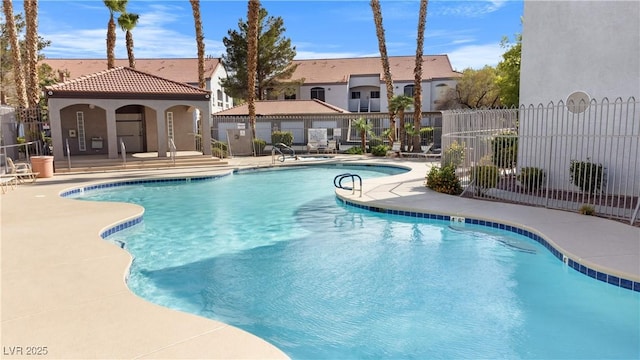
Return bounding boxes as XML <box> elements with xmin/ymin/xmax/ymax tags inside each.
<box><xmin>403</xmin><ymin>85</ymin><xmax>414</xmax><ymax>97</ymax></box>
<box><xmin>311</xmin><ymin>87</ymin><xmax>325</xmax><ymax>102</ymax></box>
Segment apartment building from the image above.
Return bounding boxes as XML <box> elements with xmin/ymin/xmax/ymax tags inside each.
<box><xmin>280</xmin><ymin>55</ymin><xmax>461</xmax><ymax>113</ymax></box>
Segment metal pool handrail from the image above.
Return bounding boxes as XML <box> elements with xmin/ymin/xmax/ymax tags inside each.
<box><xmin>334</xmin><ymin>173</ymin><xmax>362</xmax><ymax>197</ymax></box>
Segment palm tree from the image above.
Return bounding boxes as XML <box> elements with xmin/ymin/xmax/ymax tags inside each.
<box><xmin>104</xmin><ymin>0</ymin><xmax>127</xmax><ymax>69</ymax></box>
<box><xmin>23</xmin><ymin>0</ymin><xmax>39</xmax><ymax>108</ymax></box>
<box><xmin>388</xmin><ymin>95</ymin><xmax>413</xmax><ymax>152</ymax></box>
<box><xmin>117</xmin><ymin>12</ymin><xmax>139</xmax><ymax>68</ymax></box>
<box><xmin>189</xmin><ymin>0</ymin><xmax>206</xmax><ymax>89</ymax></box>
<box><xmin>412</xmin><ymin>0</ymin><xmax>428</xmax><ymax>152</ymax></box>
<box><xmin>352</xmin><ymin>117</ymin><xmax>372</xmax><ymax>153</ymax></box>
<box><xmin>246</xmin><ymin>0</ymin><xmax>260</xmax><ymax>143</ymax></box>
<box><xmin>370</xmin><ymin>0</ymin><xmax>395</xmax><ymax>144</ymax></box>
<box><xmin>2</xmin><ymin>0</ymin><xmax>27</xmax><ymax>108</ymax></box>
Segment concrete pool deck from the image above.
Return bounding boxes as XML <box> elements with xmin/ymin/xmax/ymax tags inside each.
<box><xmin>1</xmin><ymin>155</ymin><xmax>638</xmax><ymax>359</ymax></box>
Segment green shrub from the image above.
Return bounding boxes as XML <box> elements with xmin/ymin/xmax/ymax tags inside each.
<box><xmin>518</xmin><ymin>167</ymin><xmax>546</xmax><ymax>191</ymax></box>
<box><xmin>491</xmin><ymin>132</ymin><xmax>518</xmax><ymax>169</ymax></box>
<box><xmin>345</xmin><ymin>146</ymin><xmax>364</xmax><ymax>155</ymax></box>
<box><xmin>420</xmin><ymin>127</ymin><xmax>434</xmax><ymax>144</ymax></box>
<box><xmin>442</xmin><ymin>141</ymin><xmax>465</xmax><ymax>168</ymax></box>
<box><xmin>578</xmin><ymin>204</ymin><xmax>596</xmax><ymax>216</ymax></box>
<box><xmin>471</xmin><ymin>165</ymin><xmax>499</xmax><ymax>194</ymax></box>
<box><xmin>211</xmin><ymin>143</ymin><xmax>228</xmax><ymax>159</ymax></box>
<box><xmin>271</xmin><ymin>131</ymin><xmax>293</xmax><ymax>146</ymax></box>
<box><xmin>368</xmin><ymin>138</ymin><xmax>383</xmax><ymax>152</ymax></box>
<box><xmin>426</xmin><ymin>165</ymin><xmax>463</xmax><ymax>195</ymax></box>
<box><xmin>252</xmin><ymin>138</ymin><xmax>267</xmax><ymax>155</ymax></box>
<box><xmin>371</xmin><ymin>144</ymin><xmax>389</xmax><ymax>157</ymax></box>
<box><xmin>569</xmin><ymin>159</ymin><xmax>605</xmax><ymax>194</ymax></box>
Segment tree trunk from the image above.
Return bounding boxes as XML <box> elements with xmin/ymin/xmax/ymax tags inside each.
<box><xmin>190</xmin><ymin>0</ymin><xmax>206</xmax><ymax>89</ymax></box>
<box><xmin>398</xmin><ymin>110</ymin><xmax>406</xmax><ymax>152</ymax></box>
<box><xmin>246</xmin><ymin>0</ymin><xmax>260</xmax><ymax>142</ymax></box>
<box><xmin>370</xmin><ymin>0</ymin><xmax>395</xmax><ymax>144</ymax></box>
<box><xmin>107</xmin><ymin>15</ymin><xmax>116</xmax><ymax>69</ymax></box>
<box><xmin>24</xmin><ymin>0</ymin><xmax>39</xmax><ymax>107</ymax></box>
<box><xmin>3</xmin><ymin>0</ymin><xmax>27</xmax><ymax>108</ymax></box>
<box><xmin>412</xmin><ymin>0</ymin><xmax>428</xmax><ymax>152</ymax></box>
<box><xmin>126</xmin><ymin>30</ymin><xmax>135</xmax><ymax>68</ymax></box>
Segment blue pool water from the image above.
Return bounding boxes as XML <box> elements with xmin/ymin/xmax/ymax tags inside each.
<box><xmin>77</xmin><ymin>165</ymin><xmax>639</xmax><ymax>359</ymax></box>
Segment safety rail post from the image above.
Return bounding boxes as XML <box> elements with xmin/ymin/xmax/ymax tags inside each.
<box><xmin>631</xmin><ymin>193</ymin><xmax>640</xmax><ymax>225</ymax></box>
<box><xmin>169</xmin><ymin>138</ymin><xmax>177</xmax><ymax>166</ymax></box>
<box><xmin>65</xmin><ymin>138</ymin><xmax>71</xmax><ymax>171</ymax></box>
<box><xmin>333</xmin><ymin>173</ymin><xmax>363</xmax><ymax>197</ymax></box>
<box><xmin>271</xmin><ymin>146</ymin><xmax>285</xmax><ymax>164</ymax></box>
<box><xmin>275</xmin><ymin>143</ymin><xmax>295</xmax><ymax>160</ymax></box>
<box><xmin>120</xmin><ymin>138</ymin><xmax>126</xmax><ymax>167</ymax></box>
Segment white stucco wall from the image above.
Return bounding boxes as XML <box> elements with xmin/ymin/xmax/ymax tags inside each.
<box><xmin>518</xmin><ymin>0</ymin><xmax>640</xmax><ymax>194</ymax></box>
<box><xmin>520</xmin><ymin>0</ymin><xmax>640</xmax><ymax>105</ymax></box>
<box><xmin>298</xmin><ymin>84</ymin><xmax>349</xmax><ymax>110</ymax></box>
<box><xmin>210</xmin><ymin>64</ymin><xmax>233</xmax><ymax>112</ymax></box>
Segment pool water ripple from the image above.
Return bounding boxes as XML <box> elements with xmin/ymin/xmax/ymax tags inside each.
<box><xmin>78</xmin><ymin>166</ymin><xmax>640</xmax><ymax>359</ymax></box>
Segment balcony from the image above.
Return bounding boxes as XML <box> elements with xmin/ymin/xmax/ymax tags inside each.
<box><xmin>348</xmin><ymin>98</ymin><xmax>381</xmax><ymax>113</ymax></box>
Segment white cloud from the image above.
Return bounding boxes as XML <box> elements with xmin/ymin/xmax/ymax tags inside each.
<box><xmin>447</xmin><ymin>43</ymin><xmax>503</xmax><ymax>70</ymax></box>
<box><xmin>294</xmin><ymin>50</ymin><xmax>378</xmax><ymax>60</ymax></box>
<box><xmin>41</xmin><ymin>3</ymin><xmax>227</xmax><ymax>59</ymax></box>
<box><xmin>432</xmin><ymin>0</ymin><xmax>508</xmax><ymax>18</ymax></box>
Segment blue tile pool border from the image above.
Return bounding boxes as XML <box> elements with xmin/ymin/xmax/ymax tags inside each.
<box><xmin>59</xmin><ymin>172</ymin><xmax>638</xmax><ymax>293</ymax></box>
<box><xmin>60</xmin><ymin>174</ymin><xmax>230</xmax><ymax>240</ymax></box>
<box><xmin>339</xmin><ymin>198</ymin><xmax>640</xmax><ymax>293</ymax></box>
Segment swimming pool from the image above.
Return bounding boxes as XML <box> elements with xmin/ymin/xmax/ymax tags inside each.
<box><xmin>75</xmin><ymin>165</ymin><xmax>639</xmax><ymax>359</ymax></box>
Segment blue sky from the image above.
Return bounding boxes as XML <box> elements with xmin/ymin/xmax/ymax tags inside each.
<box><xmin>23</xmin><ymin>0</ymin><xmax>523</xmax><ymax>71</ymax></box>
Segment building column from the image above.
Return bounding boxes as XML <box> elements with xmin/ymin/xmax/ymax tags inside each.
<box><xmin>49</xmin><ymin>102</ymin><xmax>64</xmax><ymax>162</ymax></box>
<box><xmin>157</xmin><ymin>111</ymin><xmax>167</xmax><ymax>158</ymax></box>
<box><xmin>201</xmin><ymin>107</ymin><xmax>212</xmax><ymax>156</ymax></box>
<box><xmin>106</xmin><ymin>108</ymin><xmax>118</xmax><ymax>159</ymax></box>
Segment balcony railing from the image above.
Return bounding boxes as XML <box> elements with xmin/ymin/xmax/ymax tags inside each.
<box><xmin>348</xmin><ymin>98</ymin><xmax>381</xmax><ymax>112</ymax></box>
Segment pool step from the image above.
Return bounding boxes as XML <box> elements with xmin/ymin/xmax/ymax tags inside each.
<box><xmin>54</xmin><ymin>155</ymin><xmax>229</xmax><ymax>173</ymax></box>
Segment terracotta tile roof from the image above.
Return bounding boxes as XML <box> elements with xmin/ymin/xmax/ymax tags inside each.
<box><xmin>41</xmin><ymin>55</ymin><xmax>459</xmax><ymax>87</ymax></box>
<box><xmin>45</xmin><ymin>67</ymin><xmax>211</xmax><ymax>100</ymax></box>
<box><xmin>40</xmin><ymin>58</ymin><xmax>221</xmax><ymax>84</ymax></box>
<box><xmin>291</xmin><ymin>55</ymin><xmax>460</xmax><ymax>84</ymax></box>
<box><xmin>214</xmin><ymin>99</ymin><xmax>349</xmax><ymax>115</ymax></box>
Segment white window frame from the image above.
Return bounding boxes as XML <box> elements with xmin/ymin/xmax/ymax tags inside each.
<box><xmin>76</xmin><ymin>111</ymin><xmax>86</xmax><ymax>151</ymax></box>
<box><xmin>166</xmin><ymin>111</ymin><xmax>174</xmax><ymax>143</ymax></box>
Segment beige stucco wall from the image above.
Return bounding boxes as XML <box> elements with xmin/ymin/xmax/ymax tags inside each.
<box><xmin>49</xmin><ymin>98</ymin><xmax>212</xmax><ymax>161</ymax></box>
<box><xmin>59</xmin><ymin>104</ymin><xmax>108</xmax><ymax>155</ymax></box>
<box><xmin>167</xmin><ymin>105</ymin><xmax>197</xmax><ymax>151</ymax></box>
<box><xmin>144</xmin><ymin>107</ymin><xmax>159</xmax><ymax>152</ymax></box>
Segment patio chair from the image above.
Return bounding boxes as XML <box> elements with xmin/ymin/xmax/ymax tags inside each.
<box><xmin>0</xmin><ymin>174</ymin><xmax>18</xmax><ymax>194</ymax></box>
<box><xmin>324</xmin><ymin>140</ymin><xmax>337</xmax><ymax>154</ymax></box>
<box><xmin>7</xmin><ymin>158</ymin><xmax>39</xmax><ymax>184</ymax></box>
<box><xmin>307</xmin><ymin>140</ymin><xmax>319</xmax><ymax>154</ymax></box>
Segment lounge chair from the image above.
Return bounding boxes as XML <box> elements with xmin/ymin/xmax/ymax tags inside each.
<box><xmin>0</xmin><ymin>174</ymin><xmax>17</xmax><ymax>193</ymax></box>
<box><xmin>7</xmin><ymin>158</ymin><xmax>39</xmax><ymax>184</ymax></box>
<box><xmin>324</xmin><ymin>140</ymin><xmax>337</xmax><ymax>154</ymax></box>
<box><xmin>396</xmin><ymin>144</ymin><xmax>442</xmax><ymax>160</ymax></box>
<box><xmin>307</xmin><ymin>140</ymin><xmax>319</xmax><ymax>154</ymax></box>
